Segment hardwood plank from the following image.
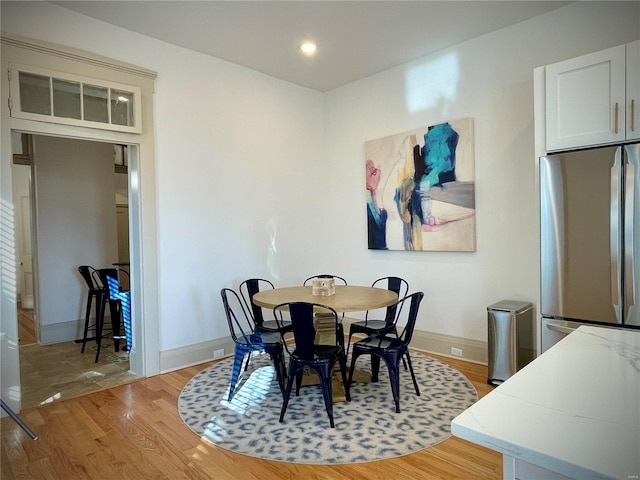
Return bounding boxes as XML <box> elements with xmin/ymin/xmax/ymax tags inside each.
<box><xmin>17</xmin><ymin>304</ymin><xmax>36</xmax><ymax>345</ymax></box>
<box><xmin>1</xmin><ymin>352</ymin><xmax>501</xmax><ymax>480</ymax></box>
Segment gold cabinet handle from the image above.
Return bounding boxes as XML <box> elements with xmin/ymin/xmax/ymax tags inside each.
<box><xmin>615</xmin><ymin>102</ymin><xmax>619</xmax><ymax>134</ymax></box>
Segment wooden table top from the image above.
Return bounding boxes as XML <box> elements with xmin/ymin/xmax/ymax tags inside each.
<box><xmin>252</xmin><ymin>285</ymin><xmax>398</xmax><ymax>313</ymax></box>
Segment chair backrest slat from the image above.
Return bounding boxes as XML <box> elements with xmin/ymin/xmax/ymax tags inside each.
<box><xmin>396</xmin><ymin>292</ymin><xmax>425</xmax><ymax>345</ymax></box>
<box><xmin>274</xmin><ymin>302</ymin><xmax>340</xmax><ymax>360</ymax></box>
<box><xmin>239</xmin><ymin>278</ymin><xmax>275</xmax><ymax>327</ymax></box>
<box><xmin>367</xmin><ymin>276</ymin><xmax>409</xmax><ymax>323</ymax></box>
<box><xmin>288</xmin><ymin>303</ymin><xmax>317</xmax><ymax>360</ymax></box>
<box><xmin>221</xmin><ymin>288</ymin><xmax>255</xmax><ymax>342</ymax></box>
<box><xmin>78</xmin><ymin>265</ymin><xmax>101</xmax><ymax>291</ymax></box>
<box><xmin>97</xmin><ymin>268</ymin><xmax>121</xmax><ymax>299</ymax></box>
<box><xmin>303</xmin><ymin>274</ymin><xmax>347</xmax><ymax>286</ymax></box>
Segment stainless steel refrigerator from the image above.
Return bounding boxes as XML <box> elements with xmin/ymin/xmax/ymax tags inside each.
<box><xmin>540</xmin><ymin>143</ymin><xmax>640</xmax><ymax>351</ymax></box>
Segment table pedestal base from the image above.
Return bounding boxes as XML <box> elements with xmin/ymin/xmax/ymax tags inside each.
<box><xmin>300</xmin><ymin>367</ymin><xmax>370</xmax><ymax>402</ymax></box>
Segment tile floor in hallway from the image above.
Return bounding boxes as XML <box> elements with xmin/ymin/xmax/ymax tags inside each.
<box><xmin>19</xmin><ymin>338</ymin><xmax>138</xmax><ymax>410</ymax></box>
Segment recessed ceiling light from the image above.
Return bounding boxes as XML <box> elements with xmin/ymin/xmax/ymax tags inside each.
<box><xmin>300</xmin><ymin>42</ymin><xmax>317</xmax><ymax>55</ymax></box>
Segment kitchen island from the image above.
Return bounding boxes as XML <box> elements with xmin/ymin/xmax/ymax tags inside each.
<box><xmin>451</xmin><ymin>325</ymin><xmax>640</xmax><ymax>480</ymax></box>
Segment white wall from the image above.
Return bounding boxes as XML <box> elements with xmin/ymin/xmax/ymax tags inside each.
<box><xmin>147</xmin><ymin>32</ymin><xmax>326</xmax><ymax>352</ymax></box>
<box><xmin>11</xmin><ymin>161</ymin><xmax>29</xmax><ymax>301</ymax></box>
<box><xmin>323</xmin><ymin>1</ymin><xmax>640</xmax><ymax>343</ymax></box>
<box><xmin>32</xmin><ymin>135</ymin><xmax>117</xmax><ymax>343</ymax></box>
<box><xmin>0</xmin><ymin>1</ymin><xmax>326</xmax><ymax>357</ymax></box>
<box><xmin>2</xmin><ymin>1</ymin><xmax>639</xmax><ymax>368</ymax></box>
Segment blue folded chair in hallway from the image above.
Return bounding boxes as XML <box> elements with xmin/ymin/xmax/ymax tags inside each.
<box><xmin>96</xmin><ymin>268</ymin><xmax>131</xmax><ymax>362</ymax></box>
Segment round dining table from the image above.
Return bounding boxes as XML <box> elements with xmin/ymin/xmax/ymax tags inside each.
<box><xmin>252</xmin><ymin>285</ymin><xmax>397</xmax><ymax>313</ymax></box>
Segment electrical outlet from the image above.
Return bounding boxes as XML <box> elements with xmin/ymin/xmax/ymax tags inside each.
<box><xmin>451</xmin><ymin>347</ymin><xmax>463</xmax><ymax>357</ymax></box>
<box><xmin>213</xmin><ymin>349</ymin><xmax>225</xmax><ymax>359</ymax></box>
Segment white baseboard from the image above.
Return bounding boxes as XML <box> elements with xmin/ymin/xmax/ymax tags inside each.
<box><xmin>159</xmin><ymin>337</ymin><xmax>234</xmax><ymax>374</ymax></box>
<box><xmin>39</xmin><ymin>314</ymin><xmax>118</xmax><ymax>345</ymax></box>
<box><xmin>158</xmin><ymin>327</ymin><xmax>488</xmax><ymax>375</ymax></box>
<box><xmin>411</xmin><ymin>330</ymin><xmax>487</xmax><ymax>365</ymax></box>
<box><xmin>39</xmin><ymin>319</ymin><xmax>84</xmax><ymax>344</ymax></box>
<box><xmin>343</xmin><ymin>317</ymin><xmax>487</xmax><ymax>365</ymax></box>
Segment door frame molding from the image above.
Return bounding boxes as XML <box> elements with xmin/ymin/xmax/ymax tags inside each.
<box><xmin>1</xmin><ymin>33</ymin><xmax>160</xmax><ymax>412</ymax></box>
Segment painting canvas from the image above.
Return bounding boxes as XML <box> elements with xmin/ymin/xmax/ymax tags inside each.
<box><xmin>365</xmin><ymin>118</ymin><xmax>475</xmax><ymax>252</ymax></box>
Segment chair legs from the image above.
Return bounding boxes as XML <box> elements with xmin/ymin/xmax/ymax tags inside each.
<box><xmin>338</xmin><ymin>353</ymin><xmax>350</xmax><ymax>402</ymax></box>
<box><xmin>85</xmin><ymin>291</ymin><xmax>124</xmax><ymax>363</ymax></box>
<box><xmin>108</xmin><ymin>299</ymin><xmax>122</xmax><ymax>352</ymax></box>
<box><xmin>318</xmin><ymin>363</ymin><xmax>335</xmax><ymax>428</ymax></box>
<box><xmin>228</xmin><ymin>348</ymin><xmax>248</xmax><ymax>401</ymax></box>
<box><xmin>280</xmin><ymin>356</ymin><xmax>349</xmax><ymax>428</ymax></box>
<box><xmin>80</xmin><ymin>292</ymin><xmax>92</xmax><ymax>353</ymax></box>
<box><xmin>281</xmin><ymin>362</ymin><xmax>336</xmax><ymax>426</ymax></box>
<box><xmin>94</xmin><ymin>295</ymin><xmax>106</xmax><ymax>363</ymax></box>
<box><xmin>348</xmin><ymin>348</ymin><xmax>419</xmax><ymax>413</ymax></box>
<box><xmin>93</xmin><ymin>297</ymin><xmax>123</xmax><ymax>363</ymax></box>
<box><xmin>404</xmin><ymin>351</ymin><xmax>420</xmax><ymax>398</ymax></box>
<box><xmin>271</xmin><ymin>346</ymin><xmax>287</xmax><ymax>395</ymax></box>
<box><xmin>80</xmin><ymin>290</ymin><xmax>102</xmax><ymax>353</ymax></box>
<box><xmin>227</xmin><ymin>346</ymin><xmax>287</xmax><ymax>402</ymax></box>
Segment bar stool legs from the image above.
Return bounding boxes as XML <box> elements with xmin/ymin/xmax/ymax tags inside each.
<box><xmin>80</xmin><ymin>288</ymin><xmax>103</xmax><ymax>354</ymax></box>
<box><xmin>78</xmin><ymin>265</ymin><xmax>129</xmax><ymax>362</ymax></box>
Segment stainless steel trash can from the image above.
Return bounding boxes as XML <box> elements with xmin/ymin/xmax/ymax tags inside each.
<box><xmin>487</xmin><ymin>300</ymin><xmax>534</xmax><ymax>385</ymax></box>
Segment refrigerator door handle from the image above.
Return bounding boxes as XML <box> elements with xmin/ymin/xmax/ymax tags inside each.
<box><xmin>624</xmin><ymin>146</ymin><xmax>637</xmax><ymax>322</ymax></box>
<box><xmin>611</xmin><ymin>150</ymin><xmax>622</xmax><ymax>323</ymax></box>
<box><xmin>545</xmin><ymin>320</ymin><xmax>578</xmax><ymax>335</ymax></box>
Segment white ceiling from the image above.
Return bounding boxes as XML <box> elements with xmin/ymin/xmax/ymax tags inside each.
<box><xmin>52</xmin><ymin>1</ymin><xmax>571</xmax><ymax>92</ymax></box>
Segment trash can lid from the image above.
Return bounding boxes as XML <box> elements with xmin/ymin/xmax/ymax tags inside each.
<box><xmin>487</xmin><ymin>300</ymin><xmax>532</xmax><ymax>313</ymax></box>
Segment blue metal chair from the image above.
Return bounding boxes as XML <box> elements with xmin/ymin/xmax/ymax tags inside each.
<box><xmin>239</xmin><ymin>278</ymin><xmax>292</xmax><ymax>335</ymax></box>
<box><xmin>274</xmin><ymin>301</ymin><xmax>350</xmax><ymax>428</ymax></box>
<box><xmin>78</xmin><ymin>265</ymin><xmax>107</xmax><ymax>355</ymax></box>
<box><xmin>221</xmin><ymin>288</ymin><xmax>286</xmax><ymax>402</ymax></box>
<box><xmin>346</xmin><ymin>276</ymin><xmax>409</xmax><ymax>356</ymax></box>
<box><xmin>96</xmin><ymin>268</ymin><xmax>130</xmax><ymax>360</ymax></box>
<box><xmin>347</xmin><ymin>291</ymin><xmax>424</xmax><ymax>413</ymax></box>
<box><xmin>302</xmin><ymin>274</ymin><xmax>347</xmax><ymax>286</ymax></box>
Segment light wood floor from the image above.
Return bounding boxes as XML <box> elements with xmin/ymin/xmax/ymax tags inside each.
<box><xmin>17</xmin><ymin>305</ymin><xmax>36</xmax><ymax>346</ymax></box>
<box><xmin>1</xmin><ymin>353</ymin><xmax>501</xmax><ymax>480</ymax></box>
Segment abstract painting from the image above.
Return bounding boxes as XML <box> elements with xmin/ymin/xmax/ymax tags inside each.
<box><xmin>365</xmin><ymin>118</ymin><xmax>475</xmax><ymax>251</ymax></box>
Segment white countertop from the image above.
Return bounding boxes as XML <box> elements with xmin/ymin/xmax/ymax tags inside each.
<box><xmin>451</xmin><ymin>325</ymin><xmax>640</xmax><ymax>480</ymax></box>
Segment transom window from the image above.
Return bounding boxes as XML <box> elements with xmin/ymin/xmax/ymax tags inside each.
<box><xmin>10</xmin><ymin>64</ymin><xmax>142</xmax><ymax>134</ymax></box>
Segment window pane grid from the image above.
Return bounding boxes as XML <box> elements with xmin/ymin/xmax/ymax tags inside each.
<box><xmin>52</xmin><ymin>78</ymin><xmax>81</xmax><ymax>120</ymax></box>
<box><xmin>13</xmin><ymin>66</ymin><xmax>140</xmax><ymax>132</ymax></box>
<box><xmin>19</xmin><ymin>72</ymin><xmax>52</xmax><ymax>115</ymax></box>
<box><xmin>111</xmin><ymin>89</ymin><xmax>135</xmax><ymax>127</ymax></box>
<box><xmin>83</xmin><ymin>83</ymin><xmax>109</xmax><ymax>124</ymax></box>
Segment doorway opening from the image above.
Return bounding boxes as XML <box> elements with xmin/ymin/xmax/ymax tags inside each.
<box><xmin>12</xmin><ymin>132</ymin><xmax>140</xmax><ymax>409</ymax></box>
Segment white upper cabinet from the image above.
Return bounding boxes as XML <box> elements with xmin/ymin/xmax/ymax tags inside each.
<box><xmin>545</xmin><ymin>41</ymin><xmax>639</xmax><ymax>151</ymax></box>
<box><xmin>626</xmin><ymin>40</ymin><xmax>640</xmax><ymax>141</ymax></box>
